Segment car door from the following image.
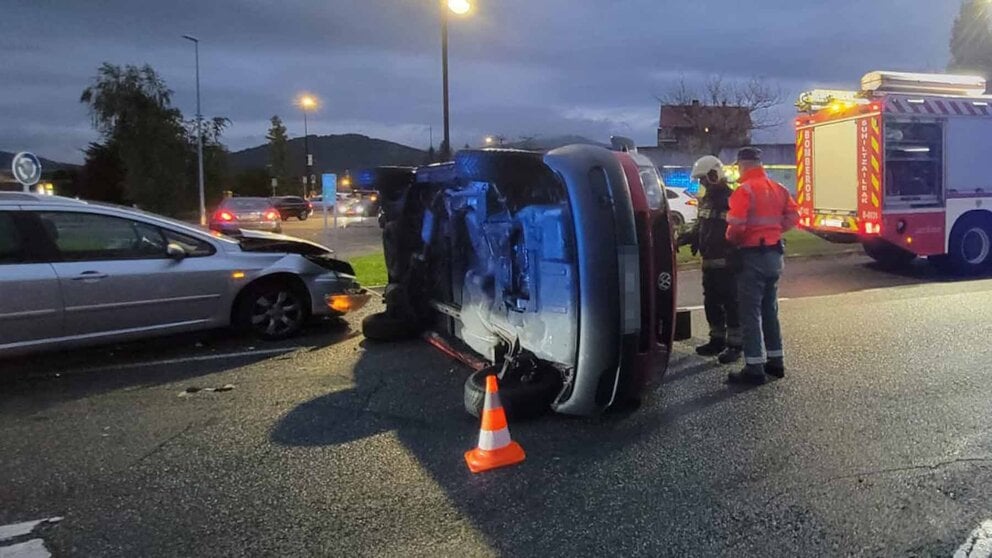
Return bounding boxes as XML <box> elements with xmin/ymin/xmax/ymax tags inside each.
<box><xmin>36</xmin><ymin>210</ymin><xmax>229</xmax><ymax>338</ymax></box>
<box><xmin>0</xmin><ymin>210</ymin><xmax>64</xmax><ymax>351</ymax></box>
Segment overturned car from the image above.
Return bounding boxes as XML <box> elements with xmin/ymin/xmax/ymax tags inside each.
<box><xmin>361</xmin><ymin>144</ymin><xmax>677</xmax><ymax>417</ymax></box>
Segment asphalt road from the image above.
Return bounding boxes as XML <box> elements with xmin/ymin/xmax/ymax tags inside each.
<box><xmin>280</xmin><ymin>215</ymin><xmax>382</xmax><ymax>259</ymax></box>
<box><xmin>3</xmin><ymin>257</ymin><xmax>992</xmax><ymax>556</ymax></box>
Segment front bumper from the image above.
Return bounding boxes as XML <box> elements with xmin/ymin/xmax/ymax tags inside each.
<box><xmin>307</xmin><ymin>273</ymin><xmax>371</xmax><ymax>317</ymax></box>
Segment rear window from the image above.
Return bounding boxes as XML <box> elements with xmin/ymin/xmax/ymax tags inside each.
<box><xmin>223</xmin><ymin>198</ymin><xmax>270</xmax><ymax>210</ymax></box>
<box><xmin>0</xmin><ymin>212</ymin><xmax>24</xmax><ymax>264</ymax></box>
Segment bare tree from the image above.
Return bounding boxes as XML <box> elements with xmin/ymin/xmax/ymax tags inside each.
<box><xmin>657</xmin><ymin>75</ymin><xmax>784</xmax><ymax>155</ymax></box>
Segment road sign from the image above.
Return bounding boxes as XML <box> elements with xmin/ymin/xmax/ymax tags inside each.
<box><xmin>11</xmin><ymin>152</ymin><xmax>42</xmax><ymax>191</ymax></box>
<box><xmin>322</xmin><ymin>173</ymin><xmax>339</xmax><ymax>244</ymax></box>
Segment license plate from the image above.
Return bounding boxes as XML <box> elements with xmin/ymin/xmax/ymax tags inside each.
<box><xmin>823</xmin><ymin>218</ymin><xmax>844</xmax><ymax>228</ymax></box>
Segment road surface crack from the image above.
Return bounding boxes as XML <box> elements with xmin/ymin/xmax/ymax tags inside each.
<box><xmin>763</xmin><ymin>456</ymin><xmax>992</xmax><ymax>507</ymax></box>
<box><xmin>129</xmin><ymin>421</ymin><xmax>197</xmax><ymax>467</ymax></box>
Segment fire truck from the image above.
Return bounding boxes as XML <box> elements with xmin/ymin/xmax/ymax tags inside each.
<box><xmin>796</xmin><ymin>71</ymin><xmax>992</xmax><ymax>273</ymax></box>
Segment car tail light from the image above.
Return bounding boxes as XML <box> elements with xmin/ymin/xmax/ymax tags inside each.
<box><xmin>216</xmin><ymin>211</ymin><xmax>234</xmax><ymax>222</ymax></box>
<box><xmin>264</xmin><ymin>209</ymin><xmax>279</xmax><ymax>220</ymax></box>
<box><xmin>686</xmin><ymin>198</ymin><xmax>698</xmax><ymax>206</ymax></box>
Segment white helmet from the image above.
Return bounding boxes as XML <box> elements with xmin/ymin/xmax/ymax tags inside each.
<box><xmin>690</xmin><ymin>155</ymin><xmax>725</xmax><ymax>181</ymax></box>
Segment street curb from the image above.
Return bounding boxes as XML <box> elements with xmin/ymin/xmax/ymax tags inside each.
<box><xmin>676</xmin><ymin>248</ymin><xmax>864</xmax><ymax>270</ymax></box>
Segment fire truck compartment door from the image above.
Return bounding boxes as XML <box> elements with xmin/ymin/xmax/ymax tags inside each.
<box><xmin>813</xmin><ymin>120</ymin><xmax>858</xmax><ymax>213</ymax></box>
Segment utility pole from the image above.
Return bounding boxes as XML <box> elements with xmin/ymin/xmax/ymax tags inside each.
<box><xmin>183</xmin><ymin>35</ymin><xmax>206</xmax><ymax>226</ymax></box>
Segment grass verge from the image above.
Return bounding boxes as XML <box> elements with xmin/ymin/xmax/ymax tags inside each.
<box><xmin>350</xmin><ymin>252</ymin><xmax>388</xmax><ymax>287</ymax></box>
<box><xmin>348</xmin><ymin>230</ymin><xmax>862</xmax><ymax>285</ymax></box>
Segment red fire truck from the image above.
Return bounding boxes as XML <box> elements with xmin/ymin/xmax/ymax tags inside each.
<box><xmin>796</xmin><ymin>71</ymin><xmax>992</xmax><ymax>273</ymax></box>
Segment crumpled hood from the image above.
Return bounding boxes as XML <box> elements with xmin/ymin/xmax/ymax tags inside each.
<box><xmin>237</xmin><ymin>229</ymin><xmax>334</xmax><ymax>256</ymax></box>
<box><xmin>237</xmin><ymin>230</ymin><xmax>355</xmax><ymax>275</ymax></box>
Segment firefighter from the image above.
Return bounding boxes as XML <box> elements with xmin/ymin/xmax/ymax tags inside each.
<box><xmin>677</xmin><ymin>155</ymin><xmax>742</xmax><ymax>364</ymax></box>
<box><xmin>725</xmin><ymin>147</ymin><xmax>800</xmax><ymax>385</ymax></box>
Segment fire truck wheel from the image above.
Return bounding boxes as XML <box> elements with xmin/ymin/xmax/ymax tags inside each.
<box><xmin>948</xmin><ymin>214</ymin><xmax>992</xmax><ymax>275</ymax></box>
<box><xmin>863</xmin><ymin>239</ymin><xmax>915</xmax><ymax>268</ymax></box>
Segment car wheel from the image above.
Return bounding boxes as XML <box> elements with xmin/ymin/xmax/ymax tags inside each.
<box><xmin>463</xmin><ymin>365</ymin><xmax>561</xmax><ymax>421</ymax></box>
<box><xmin>237</xmin><ymin>280</ymin><xmax>310</xmax><ymax>340</ymax></box>
<box><xmin>361</xmin><ymin>312</ymin><xmax>421</xmax><ymax>342</ymax></box>
<box><xmin>863</xmin><ymin>239</ymin><xmax>915</xmax><ymax>268</ymax></box>
<box><xmin>670</xmin><ymin>212</ymin><xmax>685</xmax><ymax>228</ymax></box>
<box><xmin>299</xmin><ymin>211</ymin><xmax>309</xmax><ymax>221</ymax></box>
<box><xmin>947</xmin><ymin>214</ymin><xmax>992</xmax><ymax>275</ymax></box>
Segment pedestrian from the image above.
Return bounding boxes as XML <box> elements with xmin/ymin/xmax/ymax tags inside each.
<box><xmin>725</xmin><ymin>147</ymin><xmax>800</xmax><ymax>385</ymax></box>
<box><xmin>677</xmin><ymin>156</ymin><xmax>741</xmax><ymax>364</ymax></box>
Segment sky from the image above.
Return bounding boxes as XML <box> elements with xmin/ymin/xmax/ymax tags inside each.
<box><xmin>1</xmin><ymin>0</ymin><xmax>963</xmax><ymax>164</ymax></box>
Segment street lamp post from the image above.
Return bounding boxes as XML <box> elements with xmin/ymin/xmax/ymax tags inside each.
<box><xmin>298</xmin><ymin>94</ymin><xmax>318</xmax><ymax>198</ymax></box>
<box><xmin>182</xmin><ymin>34</ymin><xmax>206</xmax><ymax>226</ymax></box>
<box><xmin>440</xmin><ymin>0</ymin><xmax>470</xmax><ymax>161</ymax></box>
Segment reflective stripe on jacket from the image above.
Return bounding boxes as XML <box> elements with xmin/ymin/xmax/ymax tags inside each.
<box><xmin>726</xmin><ymin>167</ymin><xmax>800</xmax><ymax>248</ymax></box>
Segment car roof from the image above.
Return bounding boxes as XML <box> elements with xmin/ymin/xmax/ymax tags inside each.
<box><xmin>0</xmin><ymin>192</ymin><xmax>89</xmax><ymax>206</ymax></box>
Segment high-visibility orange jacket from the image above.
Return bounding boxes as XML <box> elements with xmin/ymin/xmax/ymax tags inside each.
<box><xmin>726</xmin><ymin>167</ymin><xmax>800</xmax><ymax>248</ymax></box>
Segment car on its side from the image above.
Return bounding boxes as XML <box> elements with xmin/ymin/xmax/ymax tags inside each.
<box><xmin>270</xmin><ymin>196</ymin><xmax>313</xmax><ymax>221</ymax></box>
<box><xmin>361</xmin><ymin>145</ymin><xmax>677</xmax><ymax>418</ymax></box>
<box><xmin>666</xmin><ymin>186</ymin><xmax>698</xmax><ymax>227</ymax></box>
<box><xmin>210</xmin><ymin>197</ymin><xmax>282</xmax><ymax>235</ymax></box>
<box><xmin>0</xmin><ymin>193</ymin><xmax>370</xmax><ymax>357</ymax></box>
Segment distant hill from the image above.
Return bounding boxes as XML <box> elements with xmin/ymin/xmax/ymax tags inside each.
<box><xmin>0</xmin><ymin>151</ymin><xmax>78</xmax><ymax>173</ymax></box>
<box><xmin>229</xmin><ymin>134</ymin><xmax>427</xmax><ymax>175</ymax></box>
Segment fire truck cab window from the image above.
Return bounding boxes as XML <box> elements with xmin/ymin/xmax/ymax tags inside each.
<box><xmin>884</xmin><ymin>121</ymin><xmax>943</xmax><ymax>204</ymax></box>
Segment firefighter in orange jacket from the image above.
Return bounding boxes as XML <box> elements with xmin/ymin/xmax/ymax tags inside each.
<box><xmin>725</xmin><ymin>147</ymin><xmax>800</xmax><ymax>385</ymax></box>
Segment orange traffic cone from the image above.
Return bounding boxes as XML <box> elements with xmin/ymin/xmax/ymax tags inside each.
<box><xmin>465</xmin><ymin>375</ymin><xmax>526</xmax><ymax>473</ymax></box>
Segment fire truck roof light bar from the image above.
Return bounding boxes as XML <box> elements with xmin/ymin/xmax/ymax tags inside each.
<box><xmin>861</xmin><ymin>71</ymin><xmax>987</xmax><ymax>97</ymax></box>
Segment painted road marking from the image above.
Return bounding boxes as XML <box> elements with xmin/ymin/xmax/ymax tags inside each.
<box><xmin>0</xmin><ymin>519</ymin><xmax>61</xmax><ymax>543</ymax></box>
<box><xmin>52</xmin><ymin>348</ymin><xmax>297</xmax><ymax>376</ymax></box>
<box><xmin>0</xmin><ymin>539</ymin><xmax>49</xmax><ymax>558</ymax></box>
<box><xmin>955</xmin><ymin>519</ymin><xmax>992</xmax><ymax>558</ymax></box>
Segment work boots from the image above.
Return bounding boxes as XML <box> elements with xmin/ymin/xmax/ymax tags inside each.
<box><xmin>727</xmin><ymin>364</ymin><xmax>767</xmax><ymax>385</ymax></box>
<box><xmin>717</xmin><ymin>346</ymin><xmax>742</xmax><ymax>364</ymax></box>
<box><xmin>695</xmin><ymin>338</ymin><xmax>725</xmax><ymax>356</ymax></box>
<box><xmin>765</xmin><ymin>357</ymin><xmax>785</xmax><ymax>379</ymax></box>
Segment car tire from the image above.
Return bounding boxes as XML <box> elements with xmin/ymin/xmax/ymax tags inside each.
<box><xmin>947</xmin><ymin>214</ymin><xmax>992</xmax><ymax>275</ymax></box>
<box><xmin>361</xmin><ymin>312</ymin><xmax>421</xmax><ymax>342</ymax></box>
<box><xmin>463</xmin><ymin>365</ymin><xmax>561</xmax><ymax>421</ymax></box>
<box><xmin>863</xmin><ymin>239</ymin><xmax>915</xmax><ymax>268</ymax></box>
<box><xmin>236</xmin><ymin>280</ymin><xmax>310</xmax><ymax>341</ymax></box>
<box><xmin>298</xmin><ymin>211</ymin><xmax>309</xmax><ymax>221</ymax></box>
<box><xmin>671</xmin><ymin>212</ymin><xmax>685</xmax><ymax>228</ymax></box>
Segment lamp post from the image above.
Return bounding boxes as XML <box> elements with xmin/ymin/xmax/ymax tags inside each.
<box><xmin>440</xmin><ymin>0</ymin><xmax>471</xmax><ymax>160</ymax></box>
<box><xmin>182</xmin><ymin>34</ymin><xmax>206</xmax><ymax>226</ymax></box>
<box><xmin>297</xmin><ymin>94</ymin><xmax>318</xmax><ymax>198</ymax></box>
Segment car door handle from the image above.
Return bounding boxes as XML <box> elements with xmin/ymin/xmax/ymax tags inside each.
<box><xmin>72</xmin><ymin>271</ymin><xmax>109</xmax><ymax>281</ymax></box>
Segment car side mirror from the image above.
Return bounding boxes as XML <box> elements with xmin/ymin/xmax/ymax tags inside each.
<box><xmin>166</xmin><ymin>243</ymin><xmax>187</xmax><ymax>261</ymax></box>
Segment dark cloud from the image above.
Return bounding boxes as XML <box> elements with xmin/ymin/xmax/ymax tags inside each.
<box><xmin>1</xmin><ymin>0</ymin><xmax>961</xmax><ymax>163</ymax></box>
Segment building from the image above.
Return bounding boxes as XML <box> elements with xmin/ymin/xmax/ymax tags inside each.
<box><xmin>657</xmin><ymin>102</ymin><xmax>753</xmax><ymax>153</ymax></box>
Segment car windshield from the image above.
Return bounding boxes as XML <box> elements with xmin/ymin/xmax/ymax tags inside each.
<box><xmin>222</xmin><ymin>198</ymin><xmax>270</xmax><ymax>210</ymax></box>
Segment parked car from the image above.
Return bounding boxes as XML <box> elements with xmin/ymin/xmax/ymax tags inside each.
<box><xmin>210</xmin><ymin>197</ymin><xmax>282</xmax><ymax>234</ymax></box>
<box><xmin>0</xmin><ymin>193</ymin><xmax>370</xmax><ymax>357</ymax></box>
<box><xmin>270</xmin><ymin>196</ymin><xmax>313</xmax><ymax>221</ymax></box>
<box><xmin>666</xmin><ymin>186</ymin><xmax>698</xmax><ymax>227</ymax></box>
<box><xmin>361</xmin><ymin>146</ymin><xmax>677</xmax><ymax>418</ymax></box>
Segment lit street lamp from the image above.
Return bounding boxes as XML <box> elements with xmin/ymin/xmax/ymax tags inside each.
<box><xmin>440</xmin><ymin>0</ymin><xmax>471</xmax><ymax>160</ymax></box>
<box><xmin>182</xmin><ymin>34</ymin><xmax>206</xmax><ymax>226</ymax></box>
<box><xmin>297</xmin><ymin>94</ymin><xmax>318</xmax><ymax>198</ymax></box>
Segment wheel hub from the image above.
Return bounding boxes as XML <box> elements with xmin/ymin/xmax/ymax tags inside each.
<box><xmin>962</xmin><ymin>227</ymin><xmax>990</xmax><ymax>265</ymax></box>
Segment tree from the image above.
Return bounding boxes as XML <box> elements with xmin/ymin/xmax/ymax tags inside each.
<box><xmin>950</xmin><ymin>1</ymin><xmax>992</xmax><ymax>85</ymax></box>
<box><xmin>186</xmin><ymin>116</ymin><xmax>231</xmax><ymax>206</ymax></box>
<box><xmin>76</xmin><ymin>141</ymin><xmax>127</xmax><ymax>203</ymax></box>
<box><xmin>266</xmin><ymin>116</ymin><xmax>291</xmax><ymax>194</ymax></box>
<box><xmin>658</xmin><ymin>75</ymin><xmax>783</xmax><ymax>155</ymax></box>
<box><xmin>80</xmin><ymin>63</ymin><xmax>190</xmax><ymax>215</ymax></box>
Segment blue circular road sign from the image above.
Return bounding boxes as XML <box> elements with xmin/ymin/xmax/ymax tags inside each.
<box><xmin>11</xmin><ymin>152</ymin><xmax>42</xmax><ymax>187</ymax></box>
